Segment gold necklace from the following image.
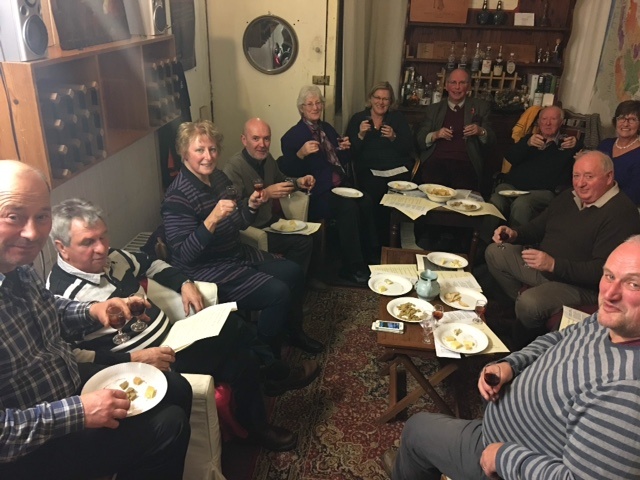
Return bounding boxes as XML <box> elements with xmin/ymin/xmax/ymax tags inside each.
<box><xmin>614</xmin><ymin>136</ymin><xmax>640</xmax><ymax>150</ymax></box>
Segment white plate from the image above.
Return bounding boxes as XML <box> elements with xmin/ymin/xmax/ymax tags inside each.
<box><xmin>270</xmin><ymin>219</ymin><xmax>307</xmax><ymax>233</ymax></box>
<box><xmin>81</xmin><ymin>362</ymin><xmax>168</xmax><ymax>417</ymax></box>
<box><xmin>426</xmin><ymin>252</ymin><xmax>468</xmax><ymax>270</ymax></box>
<box><xmin>332</xmin><ymin>187</ymin><xmax>364</xmax><ymax>198</ymax></box>
<box><xmin>446</xmin><ymin>199</ymin><xmax>482</xmax><ymax>212</ymax></box>
<box><xmin>434</xmin><ymin>323</ymin><xmax>488</xmax><ymax>354</ymax></box>
<box><xmin>439</xmin><ymin>287</ymin><xmax>487</xmax><ymax>311</ymax></box>
<box><xmin>418</xmin><ymin>183</ymin><xmax>457</xmax><ymax>202</ymax></box>
<box><xmin>498</xmin><ymin>190</ymin><xmax>530</xmax><ymax>197</ymax></box>
<box><xmin>386</xmin><ymin>297</ymin><xmax>434</xmax><ymax>323</ymax></box>
<box><xmin>388</xmin><ymin>180</ymin><xmax>418</xmax><ymax>191</ymax></box>
<box><xmin>368</xmin><ymin>273</ymin><xmax>413</xmax><ymax>296</ymax></box>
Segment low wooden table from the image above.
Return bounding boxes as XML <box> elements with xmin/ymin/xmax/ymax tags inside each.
<box><xmin>376</xmin><ymin>247</ymin><xmax>467</xmax><ymax>423</ymax></box>
<box><xmin>388</xmin><ymin>206</ymin><xmax>484</xmax><ymax>270</ymax></box>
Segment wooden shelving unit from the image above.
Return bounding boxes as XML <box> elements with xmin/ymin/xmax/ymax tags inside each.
<box><xmin>0</xmin><ymin>35</ymin><xmax>178</xmax><ymax>188</ymax></box>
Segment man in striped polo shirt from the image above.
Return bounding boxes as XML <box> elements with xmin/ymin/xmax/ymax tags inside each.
<box><xmin>387</xmin><ymin>235</ymin><xmax>640</xmax><ymax>479</ymax></box>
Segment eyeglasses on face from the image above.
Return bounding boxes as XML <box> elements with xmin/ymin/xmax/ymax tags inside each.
<box><xmin>447</xmin><ymin>80</ymin><xmax>469</xmax><ymax>87</ymax></box>
<box><xmin>303</xmin><ymin>101</ymin><xmax>324</xmax><ymax>109</ymax></box>
<box><xmin>372</xmin><ymin>95</ymin><xmax>391</xmax><ymax>103</ymax></box>
<box><xmin>616</xmin><ymin>115</ymin><xmax>639</xmax><ymax>123</ymax></box>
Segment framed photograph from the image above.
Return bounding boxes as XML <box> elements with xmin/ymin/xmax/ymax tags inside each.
<box><xmin>514</xmin><ymin>12</ymin><xmax>535</xmax><ymax>26</ymax></box>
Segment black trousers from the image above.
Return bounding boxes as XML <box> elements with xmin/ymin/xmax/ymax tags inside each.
<box><xmin>173</xmin><ymin>313</ymin><xmax>268</xmax><ymax>430</ymax></box>
<box><xmin>0</xmin><ymin>363</ymin><xmax>191</xmax><ymax>480</ymax></box>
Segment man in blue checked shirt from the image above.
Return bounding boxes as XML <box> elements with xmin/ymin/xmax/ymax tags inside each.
<box><xmin>0</xmin><ymin>161</ymin><xmax>191</xmax><ymax>480</ymax></box>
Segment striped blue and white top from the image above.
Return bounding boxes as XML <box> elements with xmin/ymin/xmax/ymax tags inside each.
<box><xmin>484</xmin><ymin>313</ymin><xmax>640</xmax><ymax>479</ymax></box>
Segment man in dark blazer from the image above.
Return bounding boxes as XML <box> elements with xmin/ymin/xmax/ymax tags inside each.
<box><xmin>416</xmin><ymin>68</ymin><xmax>495</xmax><ymax>190</ymax></box>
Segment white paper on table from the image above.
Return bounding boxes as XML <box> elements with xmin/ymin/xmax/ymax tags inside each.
<box><xmin>369</xmin><ymin>264</ymin><xmax>419</xmax><ymax>282</ymax></box>
<box><xmin>559</xmin><ymin>306</ymin><xmax>590</xmax><ymax>331</ymax></box>
<box><xmin>161</xmin><ymin>302</ymin><xmax>237</xmax><ymax>352</ymax></box>
<box><xmin>416</xmin><ymin>254</ymin><xmax>464</xmax><ymax>273</ymax></box>
<box><xmin>436</xmin><ymin>271</ymin><xmax>482</xmax><ymax>291</ymax></box>
<box><xmin>380</xmin><ymin>193</ymin><xmax>439</xmax><ymax>219</ymax></box>
<box><xmin>434</xmin><ymin>311</ymin><xmax>510</xmax><ymax>358</ymax></box>
<box><xmin>371</xmin><ymin>166</ymin><xmax>409</xmax><ymax>177</ymax></box>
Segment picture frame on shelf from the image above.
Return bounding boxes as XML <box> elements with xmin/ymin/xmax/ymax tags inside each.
<box><xmin>514</xmin><ymin>12</ymin><xmax>535</xmax><ymax>26</ymax></box>
<box><xmin>409</xmin><ymin>0</ymin><xmax>470</xmax><ymax>24</ymax></box>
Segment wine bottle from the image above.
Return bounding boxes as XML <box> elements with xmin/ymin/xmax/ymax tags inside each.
<box><xmin>470</xmin><ymin>43</ymin><xmax>481</xmax><ymax>73</ymax></box>
<box><xmin>481</xmin><ymin>46</ymin><xmax>492</xmax><ymax>75</ymax></box>
<box><xmin>506</xmin><ymin>52</ymin><xmax>516</xmax><ymax>76</ymax></box>
<box><xmin>431</xmin><ymin>80</ymin><xmax>442</xmax><ymax>104</ymax></box>
<box><xmin>446</xmin><ymin>41</ymin><xmax>456</xmax><ymax>72</ymax></box>
<box><xmin>458</xmin><ymin>42</ymin><xmax>468</xmax><ymax>70</ymax></box>
<box><xmin>493</xmin><ymin>0</ymin><xmax>507</xmax><ymax>25</ymax></box>
<box><xmin>493</xmin><ymin>46</ymin><xmax>504</xmax><ymax>76</ymax></box>
<box><xmin>477</xmin><ymin>0</ymin><xmax>491</xmax><ymax>25</ymax></box>
<box><xmin>533</xmin><ymin>76</ymin><xmax>545</xmax><ymax>106</ymax></box>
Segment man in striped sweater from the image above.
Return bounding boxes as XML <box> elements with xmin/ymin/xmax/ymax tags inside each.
<box><xmin>388</xmin><ymin>235</ymin><xmax>640</xmax><ymax>479</ymax></box>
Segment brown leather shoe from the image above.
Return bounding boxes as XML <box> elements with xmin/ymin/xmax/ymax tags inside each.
<box><xmin>249</xmin><ymin>424</ymin><xmax>297</xmax><ymax>451</ymax></box>
<box><xmin>382</xmin><ymin>448</ymin><xmax>397</xmax><ymax>478</ymax></box>
<box><xmin>263</xmin><ymin>359</ymin><xmax>320</xmax><ymax>396</ymax></box>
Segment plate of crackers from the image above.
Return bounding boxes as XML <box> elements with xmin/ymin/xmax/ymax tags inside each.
<box><xmin>81</xmin><ymin>362</ymin><xmax>167</xmax><ymax>417</ymax></box>
<box><xmin>439</xmin><ymin>287</ymin><xmax>487</xmax><ymax>311</ymax></box>
<box><xmin>270</xmin><ymin>219</ymin><xmax>307</xmax><ymax>233</ymax></box>
<box><xmin>386</xmin><ymin>297</ymin><xmax>434</xmax><ymax>323</ymax></box>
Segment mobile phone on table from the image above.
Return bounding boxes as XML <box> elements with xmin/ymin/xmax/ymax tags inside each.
<box><xmin>371</xmin><ymin>320</ymin><xmax>404</xmax><ymax>334</ymax></box>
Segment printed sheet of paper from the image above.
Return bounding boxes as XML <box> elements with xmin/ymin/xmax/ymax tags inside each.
<box><xmin>371</xmin><ymin>166</ymin><xmax>409</xmax><ymax>177</ymax></box>
<box><xmin>434</xmin><ymin>311</ymin><xmax>510</xmax><ymax>358</ymax></box>
<box><xmin>443</xmin><ymin>202</ymin><xmax>506</xmax><ymax>220</ymax></box>
<box><xmin>559</xmin><ymin>306</ymin><xmax>590</xmax><ymax>331</ymax></box>
<box><xmin>369</xmin><ymin>264</ymin><xmax>419</xmax><ymax>281</ymax></box>
<box><xmin>380</xmin><ymin>193</ymin><xmax>439</xmax><ymax>220</ymax></box>
<box><xmin>436</xmin><ymin>271</ymin><xmax>482</xmax><ymax>291</ymax></box>
<box><xmin>161</xmin><ymin>302</ymin><xmax>237</xmax><ymax>352</ymax></box>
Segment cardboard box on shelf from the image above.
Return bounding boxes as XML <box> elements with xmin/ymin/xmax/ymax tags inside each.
<box><xmin>410</xmin><ymin>0</ymin><xmax>470</xmax><ymax>24</ymax></box>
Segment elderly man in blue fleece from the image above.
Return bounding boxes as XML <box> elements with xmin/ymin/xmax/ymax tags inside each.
<box><xmin>385</xmin><ymin>235</ymin><xmax>640</xmax><ymax>480</ymax></box>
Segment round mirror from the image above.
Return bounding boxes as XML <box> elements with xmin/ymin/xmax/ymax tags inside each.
<box><xmin>243</xmin><ymin>15</ymin><xmax>298</xmax><ymax>75</ymax></box>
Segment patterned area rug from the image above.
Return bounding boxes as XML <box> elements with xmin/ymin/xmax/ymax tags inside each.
<box><xmin>252</xmin><ymin>287</ymin><xmax>486</xmax><ymax>480</ymax></box>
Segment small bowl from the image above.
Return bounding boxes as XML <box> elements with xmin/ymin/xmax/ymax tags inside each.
<box><xmin>419</xmin><ymin>184</ymin><xmax>457</xmax><ymax>203</ymax></box>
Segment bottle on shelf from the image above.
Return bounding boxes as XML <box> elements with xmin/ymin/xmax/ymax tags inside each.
<box><xmin>399</xmin><ymin>68</ymin><xmax>410</xmax><ymax>105</ymax></box>
<box><xmin>457</xmin><ymin>42</ymin><xmax>468</xmax><ymax>70</ymax></box>
<box><xmin>421</xmin><ymin>82</ymin><xmax>433</xmax><ymax>106</ymax></box>
<box><xmin>543</xmin><ymin>46</ymin><xmax>551</xmax><ymax>63</ymax></box>
<box><xmin>532</xmin><ymin>76</ymin><xmax>545</xmax><ymax>106</ymax></box>
<box><xmin>470</xmin><ymin>42</ymin><xmax>481</xmax><ymax>73</ymax></box>
<box><xmin>402</xmin><ymin>67</ymin><xmax>415</xmax><ymax>106</ymax></box>
<box><xmin>493</xmin><ymin>0</ymin><xmax>507</xmax><ymax>25</ymax></box>
<box><xmin>477</xmin><ymin>0</ymin><xmax>491</xmax><ymax>25</ymax></box>
<box><xmin>408</xmin><ymin>77</ymin><xmax>420</xmax><ymax>107</ymax></box>
<box><xmin>506</xmin><ymin>52</ymin><xmax>516</xmax><ymax>76</ymax></box>
<box><xmin>431</xmin><ymin>80</ymin><xmax>442</xmax><ymax>104</ymax></box>
<box><xmin>492</xmin><ymin>46</ymin><xmax>504</xmax><ymax>76</ymax></box>
<box><xmin>446</xmin><ymin>41</ymin><xmax>457</xmax><ymax>73</ymax></box>
<box><xmin>481</xmin><ymin>45</ymin><xmax>492</xmax><ymax>75</ymax></box>
<box><xmin>415</xmin><ymin>75</ymin><xmax>424</xmax><ymax>100</ymax></box>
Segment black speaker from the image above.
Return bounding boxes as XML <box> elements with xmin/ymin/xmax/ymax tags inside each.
<box><xmin>0</xmin><ymin>0</ymin><xmax>48</xmax><ymax>62</ymax></box>
<box><xmin>124</xmin><ymin>0</ymin><xmax>169</xmax><ymax>37</ymax></box>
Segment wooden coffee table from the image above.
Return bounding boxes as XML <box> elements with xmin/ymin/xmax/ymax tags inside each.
<box><xmin>376</xmin><ymin>247</ymin><xmax>466</xmax><ymax>423</ymax></box>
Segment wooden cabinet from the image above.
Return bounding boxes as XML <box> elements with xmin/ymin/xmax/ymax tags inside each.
<box><xmin>402</xmin><ymin>0</ymin><xmax>577</xmax><ymax>100</ymax></box>
<box><xmin>0</xmin><ymin>35</ymin><xmax>179</xmax><ymax>188</ymax></box>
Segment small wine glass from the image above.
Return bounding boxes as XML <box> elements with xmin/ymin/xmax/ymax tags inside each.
<box><xmin>522</xmin><ymin>245</ymin><xmax>533</xmax><ymax>268</ymax></box>
<box><xmin>473</xmin><ymin>299</ymin><xmax>487</xmax><ymax>324</ymax></box>
<box><xmin>107</xmin><ymin>305</ymin><xmax>130</xmax><ymax>345</ymax></box>
<box><xmin>283</xmin><ymin>177</ymin><xmax>296</xmax><ymax>198</ymax></box>
<box><xmin>483</xmin><ymin>363</ymin><xmax>501</xmax><ymax>387</ymax></box>
<box><xmin>336</xmin><ymin>136</ymin><xmax>345</xmax><ymax>150</ymax></box>
<box><xmin>225</xmin><ymin>185</ymin><xmax>239</xmax><ymax>207</ymax></box>
<box><xmin>252</xmin><ymin>177</ymin><xmax>264</xmax><ymax>194</ymax></box>
<box><xmin>128</xmin><ymin>292</ymin><xmax>148</xmax><ymax>333</ymax></box>
<box><xmin>497</xmin><ymin>230</ymin><xmax>509</xmax><ymax>250</ymax></box>
<box><xmin>420</xmin><ymin>317</ymin><xmax>435</xmax><ymax>345</ymax></box>
<box><xmin>431</xmin><ymin>305</ymin><xmax>444</xmax><ymax>327</ymax></box>
<box><xmin>557</xmin><ymin>133</ymin><xmax>569</xmax><ymax>150</ymax></box>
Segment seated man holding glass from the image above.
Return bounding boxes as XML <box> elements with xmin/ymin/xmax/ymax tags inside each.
<box><xmin>47</xmin><ymin>198</ymin><xmax>319</xmax><ymax>452</ymax></box>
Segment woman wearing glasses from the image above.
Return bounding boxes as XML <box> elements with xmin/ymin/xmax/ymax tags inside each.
<box><xmin>597</xmin><ymin>100</ymin><xmax>640</xmax><ymax>205</ymax></box>
<box><xmin>345</xmin><ymin>81</ymin><xmax>413</xmax><ymax>245</ymax></box>
<box><xmin>281</xmin><ymin>85</ymin><xmax>378</xmax><ymax>284</ymax></box>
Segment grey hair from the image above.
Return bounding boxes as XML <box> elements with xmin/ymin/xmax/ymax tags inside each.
<box><xmin>50</xmin><ymin>198</ymin><xmax>104</xmax><ymax>246</ymax></box>
<box><xmin>577</xmin><ymin>149</ymin><xmax>614</xmax><ymax>173</ymax></box>
<box><xmin>538</xmin><ymin>105</ymin><xmax>565</xmax><ymax>122</ymax></box>
<box><xmin>296</xmin><ymin>85</ymin><xmax>324</xmax><ymax>114</ymax></box>
<box><xmin>624</xmin><ymin>234</ymin><xmax>640</xmax><ymax>246</ymax></box>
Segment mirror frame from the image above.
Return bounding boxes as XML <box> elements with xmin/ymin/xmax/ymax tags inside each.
<box><xmin>242</xmin><ymin>15</ymin><xmax>298</xmax><ymax>75</ymax></box>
